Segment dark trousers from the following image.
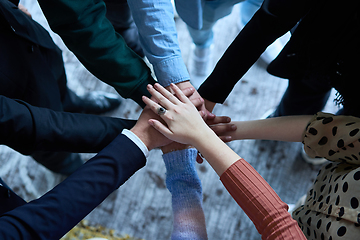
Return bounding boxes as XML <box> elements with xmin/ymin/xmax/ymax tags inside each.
<box><xmin>274</xmin><ymin>78</ymin><xmax>332</xmax><ymax>117</ymax></box>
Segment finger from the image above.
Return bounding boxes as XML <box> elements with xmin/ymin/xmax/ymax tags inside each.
<box><xmin>210</xmin><ymin>123</ymin><xmax>237</xmax><ymax>135</ymax></box>
<box><xmin>219</xmin><ymin>136</ymin><xmax>232</xmax><ymax>143</ymax></box>
<box><xmin>197</xmin><ymin>152</ymin><xmax>206</xmax><ymax>164</ymax></box>
<box><xmin>181</xmin><ymin>87</ymin><xmax>196</xmax><ymax>98</ymax></box>
<box><xmin>190</xmin><ymin>97</ymin><xmax>205</xmax><ymax>109</ymax></box>
<box><xmin>170</xmin><ymin>83</ymin><xmax>192</xmax><ymax>104</ymax></box>
<box><xmin>142</xmin><ymin>96</ymin><xmax>165</xmax><ymax>117</ymax></box>
<box><xmin>149</xmin><ymin>84</ymin><xmax>180</xmax><ymax>108</ymax></box>
<box><xmin>207</xmin><ymin>116</ymin><xmax>232</xmax><ymax>125</ymax></box>
<box><xmin>203</xmin><ymin>110</ymin><xmax>215</xmax><ymax>121</ymax></box>
<box><xmin>142</xmin><ymin>95</ymin><xmax>158</xmax><ymax>109</ymax></box>
<box><xmin>196</xmin><ymin>154</ymin><xmax>204</xmax><ymax>164</ymax></box>
<box><xmin>148</xmin><ymin>119</ymin><xmax>173</xmax><ymax>137</ymax></box>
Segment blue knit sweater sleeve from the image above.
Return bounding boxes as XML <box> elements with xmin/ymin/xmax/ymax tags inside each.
<box><xmin>163</xmin><ymin>148</ymin><xmax>208</xmax><ymax>240</ymax></box>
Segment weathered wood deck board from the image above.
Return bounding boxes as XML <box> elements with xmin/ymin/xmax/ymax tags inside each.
<box><xmin>0</xmin><ymin>1</ymin><xmax>340</xmax><ymax>239</ymax></box>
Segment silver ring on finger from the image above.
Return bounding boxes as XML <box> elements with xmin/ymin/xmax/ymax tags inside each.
<box><xmin>157</xmin><ymin>106</ymin><xmax>166</xmax><ymax>116</ymax></box>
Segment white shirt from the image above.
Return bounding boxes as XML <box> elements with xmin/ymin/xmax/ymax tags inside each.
<box><xmin>121</xmin><ymin>129</ymin><xmax>149</xmax><ymax>158</ymax></box>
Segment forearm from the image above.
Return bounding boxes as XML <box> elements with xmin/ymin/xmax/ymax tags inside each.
<box><xmin>198</xmin><ymin>0</ymin><xmax>310</xmax><ymax>103</ymax></box>
<box><xmin>193</xmin><ymin>129</ymin><xmax>240</xmax><ymax>176</ymax></box>
<box><xmin>220</xmin><ymin>159</ymin><xmax>306</xmax><ymax>239</ymax></box>
<box><xmin>0</xmin><ymin>134</ymin><xmax>146</xmax><ymax>240</ymax></box>
<box><xmin>127</xmin><ymin>0</ymin><xmax>190</xmax><ymax>86</ymax></box>
<box><xmin>229</xmin><ymin>115</ymin><xmax>313</xmax><ymax>142</ymax></box>
<box><xmin>37</xmin><ymin>0</ymin><xmax>155</xmax><ymax>106</ymax></box>
<box><xmin>163</xmin><ymin>149</ymin><xmax>207</xmax><ymax>240</ymax></box>
<box><xmin>0</xmin><ymin>96</ymin><xmax>135</xmax><ymax>154</ymax></box>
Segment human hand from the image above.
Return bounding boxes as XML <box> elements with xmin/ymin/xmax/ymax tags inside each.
<box><xmin>171</xmin><ymin>81</ymin><xmax>214</xmax><ymax>120</ymax></box>
<box><xmin>209</xmin><ymin>122</ymin><xmax>238</xmax><ymax>142</ymax></box>
<box><xmin>142</xmin><ymin>83</ymin><xmax>210</xmax><ymax>146</ymax></box>
<box><xmin>18</xmin><ymin>3</ymin><xmax>32</xmax><ymax>18</ymax></box>
<box><xmin>130</xmin><ymin>106</ymin><xmax>173</xmax><ymax>150</ymax></box>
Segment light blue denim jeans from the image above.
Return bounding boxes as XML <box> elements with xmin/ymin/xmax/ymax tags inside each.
<box><xmin>187</xmin><ymin>0</ymin><xmax>263</xmax><ymax>48</ymax></box>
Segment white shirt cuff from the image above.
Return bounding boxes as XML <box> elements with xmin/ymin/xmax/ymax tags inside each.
<box><xmin>121</xmin><ymin>129</ymin><xmax>149</xmax><ymax>158</ymax></box>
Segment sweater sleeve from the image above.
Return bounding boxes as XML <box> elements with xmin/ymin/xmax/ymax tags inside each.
<box><xmin>163</xmin><ymin>148</ymin><xmax>208</xmax><ymax>240</ymax></box>
<box><xmin>220</xmin><ymin>158</ymin><xmax>306</xmax><ymax>240</ymax></box>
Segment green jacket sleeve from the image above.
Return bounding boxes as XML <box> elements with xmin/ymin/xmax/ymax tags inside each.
<box><xmin>37</xmin><ymin>0</ymin><xmax>156</xmax><ymax>107</ymax></box>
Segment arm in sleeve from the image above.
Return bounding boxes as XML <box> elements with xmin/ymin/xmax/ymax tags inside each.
<box><xmin>220</xmin><ymin>159</ymin><xmax>306</xmax><ymax>240</ymax></box>
<box><xmin>163</xmin><ymin>149</ymin><xmax>208</xmax><ymax>240</ymax></box>
<box><xmin>198</xmin><ymin>0</ymin><xmax>312</xmax><ymax>103</ymax></box>
<box><xmin>37</xmin><ymin>0</ymin><xmax>156</xmax><ymax>106</ymax></box>
<box><xmin>0</xmin><ymin>134</ymin><xmax>146</xmax><ymax>240</ymax></box>
<box><xmin>0</xmin><ymin>95</ymin><xmax>136</xmax><ymax>154</ymax></box>
<box><xmin>127</xmin><ymin>0</ymin><xmax>190</xmax><ymax>86</ymax></box>
<box><xmin>302</xmin><ymin>112</ymin><xmax>360</xmax><ymax>163</ymax></box>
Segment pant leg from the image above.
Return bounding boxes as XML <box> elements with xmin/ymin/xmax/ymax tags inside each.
<box><xmin>187</xmin><ymin>18</ymin><xmax>216</xmax><ymax>48</ymax></box>
<box><xmin>188</xmin><ymin>0</ymin><xmax>245</xmax><ymax>48</ymax></box>
<box><xmin>239</xmin><ymin>0</ymin><xmax>263</xmax><ymax>26</ymax></box>
<box><xmin>274</xmin><ymin>78</ymin><xmax>332</xmax><ymax>117</ymax></box>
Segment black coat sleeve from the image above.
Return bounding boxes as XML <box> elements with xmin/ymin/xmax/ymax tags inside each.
<box><xmin>198</xmin><ymin>0</ymin><xmax>313</xmax><ymax>103</ymax></box>
<box><xmin>0</xmin><ymin>95</ymin><xmax>136</xmax><ymax>154</ymax></box>
<box><xmin>0</xmin><ymin>134</ymin><xmax>146</xmax><ymax>240</ymax></box>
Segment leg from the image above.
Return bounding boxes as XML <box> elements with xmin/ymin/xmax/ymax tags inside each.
<box><xmin>187</xmin><ymin>0</ymin><xmax>244</xmax><ymax>87</ymax></box>
<box><xmin>187</xmin><ymin>18</ymin><xmax>216</xmax><ymax>49</ymax></box>
<box><xmin>274</xmin><ymin>79</ymin><xmax>332</xmax><ymax>117</ymax></box>
<box><xmin>238</xmin><ymin>0</ymin><xmax>262</xmax><ymax>27</ymax></box>
<box><xmin>187</xmin><ymin>18</ymin><xmax>216</xmax><ymax>87</ymax></box>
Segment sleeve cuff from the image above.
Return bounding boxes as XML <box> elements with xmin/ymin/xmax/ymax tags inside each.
<box><xmin>121</xmin><ymin>129</ymin><xmax>149</xmax><ymax>158</ymax></box>
<box><xmin>153</xmin><ymin>56</ymin><xmax>190</xmax><ymax>86</ymax></box>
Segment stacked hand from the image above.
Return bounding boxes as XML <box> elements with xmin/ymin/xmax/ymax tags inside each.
<box><xmin>143</xmin><ymin>83</ymin><xmax>241</xmax><ymax>175</ymax></box>
<box><xmin>131</xmin><ymin>84</ymin><xmax>199</xmax><ymax>150</ymax></box>
<box><xmin>142</xmin><ymin>83</ymin><xmax>210</xmax><ymax>146</ymax></box>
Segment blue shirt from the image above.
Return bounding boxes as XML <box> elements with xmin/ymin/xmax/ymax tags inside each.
<box><xmin>127</xmin><ymin>0</ymin><xmax>203</xmax><ymax>86</ymax></box>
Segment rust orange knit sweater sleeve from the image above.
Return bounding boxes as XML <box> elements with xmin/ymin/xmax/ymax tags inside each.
<box><xmin>220</xmin><ymin>159</ymin><xmax>306</xmax><ymax>240</ymax></box>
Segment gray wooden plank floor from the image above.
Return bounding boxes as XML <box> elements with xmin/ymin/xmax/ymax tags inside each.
<box><xmin>1</xmin><ymin>1</ymin><xmax>341</xmax><ymax>239</ymax></box>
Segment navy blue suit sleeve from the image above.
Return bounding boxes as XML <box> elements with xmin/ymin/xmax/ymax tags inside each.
<box><xmin>198</xmin><ymin>0</ymin><xmax>313</xmax><ymax>103</ymax></box>
<box><xmin>0</xmin><ymin>95</ymin><xmax>136</xmax><ymax>154</ymax></box>
<box><xmin>0</xmin><ymin>134</ymin><xmax>146</xmax><ymax>240</ymax></box>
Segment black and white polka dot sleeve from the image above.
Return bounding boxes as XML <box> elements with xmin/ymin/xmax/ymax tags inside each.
<box><xmin>302</xmin><ymin>112</ymin><xmax>360</xmax><ymax>164</ymax></box>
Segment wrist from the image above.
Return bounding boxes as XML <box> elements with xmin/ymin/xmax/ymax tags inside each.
<box><xmin>173</xmin><ymin>80</ymin><xmax>191</xmax><ymax>89</ymax></box>
<box><xmin>161</xmin><ymin>142</ymin><xmax>195</xmax><ymax>154</ymax></box>
<box><xmin>204</xmin><ymin>99</ymin><xmax>216</xmax><ymax>112</ymax></box>
<box><xmin>130</xmin><ymin>127</ymin><xmax>153</xmax><ymax>151</ymax></box>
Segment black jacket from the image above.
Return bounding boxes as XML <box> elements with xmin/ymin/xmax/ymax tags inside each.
<box><xmin>199</xmin><ymin>0</ymin><xmax>360</xmax><ymax>104</ymax></box>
